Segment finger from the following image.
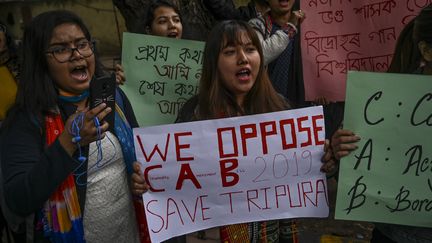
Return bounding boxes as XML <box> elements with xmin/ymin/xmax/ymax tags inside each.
<box><xmin>321</xmin><ymin>161</ymin><xmax>334</xmax><ymax>173</ymax></box>
<box><xmin>115</xmin><ymin>64</ymin><xmax>123</xmax><ymax>72</ymax></box>
<box><xmin>333</xmin><ymin>129</ymin><xmax>356</xmax><ymax>139</ymax></box>
<box><xmin>132</xmin><ymin>188</ymin><xmax>145</xmax><ymax>196</ymax></box>
<box><xmin>132</xmin><ymin>181</ymin><xmax>148</xmax><ymax>196</ymax></box>
<box><xmin>332</xmin><ymin>136</ymin><xmax>360</xmax><ymax>148</ymax></box>
<box><xmin>294</xmin><ymin>12</ymin><xmax>302</xmax><ymax>19</ymax></box>
<box><xmin>331</xmin><ymin>143</ymin><xmax>358</xmax><ymax>156</ymax></box>
<box><xmin>89</xmin><ymin>124</ymin><xmax>108</xmax><ymax>142</ymax></box>
<box><xmin>321</xmin><ymin>160</ymin><xmax>336</xmax><ymax>173</ymax></box>
<box><xmin>115</xmin><ymin>74</ymin><xmax>122</xmax><ymax>85</ymax></box>
<box><xmin>334</xmin><ymin>150</ymin><xmax>351</xmax><ymax>160</ymax></box>
<box><xmin>296</xmin><ymin>10</ymin><xmax>306</xmax><ymax>18</ymax></box>
<box><xmin>133</xmin><ymin>162</ymin><xmax>142</xmax><ymax>174</ymax></box>
<box><xmin>99</xmin><ymin>123</ymin><xmax>109</xmax><ymax>135</ymax></box>
<box><xmin>324</xmin><ymin>139</ymin><xmax>330</xmax><ymax>151</ymax></box>
<box><xmin>321</xmin><ymin>150</ymin><xmax>333</xmax><ymax>164</ymax></box>
<box><xmin>337</xmin><ymin>143</ymin><xmax>358</xmax><ymax>152</ymax></box>
<box><xmin>133</xmin><ymin>182</ymin><xmax>148</xmax><ymax>191</ymax></box>
<box><xmin>95</xmin><ymin>106</ymin><xmax>113</xmax><ymax>123</ymax></box>
<box><xmin>132</xmin><ymin>172</ymin><xmax>146</xmax><ymax>184</ymax></box>
<box><xmin>134</xmin><ymin>185</ymin><xmax>147</xmax><ymax>191</ymax></box>
<box><xmin>86</xmin><ymin>103</ymin><xmax>107</xmax><ymax>121</ymax></box>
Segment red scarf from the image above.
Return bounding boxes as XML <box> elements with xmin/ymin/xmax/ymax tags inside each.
<box><xmin>43</xmin><ymin>114</ymin><xmax>85</xmax><ymax>242</ymax></box>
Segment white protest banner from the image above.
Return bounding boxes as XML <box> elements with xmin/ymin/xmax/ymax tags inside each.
<box><xmin>134</xmin><ymin>106</ymin><xmax>329</xmax><ymax>242</ymax></box>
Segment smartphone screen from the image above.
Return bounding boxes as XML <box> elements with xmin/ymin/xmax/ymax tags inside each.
<box><xmin>90</xmin><ymin>73</ymin><xmax>116</xmax><ymax>132</ymax></box>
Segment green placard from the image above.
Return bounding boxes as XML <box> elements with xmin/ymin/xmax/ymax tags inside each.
<box><xmin>335</xmin><ymin>71</ymin><xmax>432</xmax><ymax>228</ymax></box>
<box><xmin>121</xmin><ymin>32</ymin><xmax>205</xmax><ymax>126</ymax></box>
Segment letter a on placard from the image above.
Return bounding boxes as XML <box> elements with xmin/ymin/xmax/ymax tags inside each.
<box><xmin>354</xmin><ymin>139</ymin><xmax>373</xmax><ymax>170</ymax></box>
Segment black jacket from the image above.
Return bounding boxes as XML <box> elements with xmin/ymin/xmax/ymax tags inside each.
<box><xmin>203</xmin><ymin>0</ymin><xmax>259</xmax><ymax>21</ymax></box>
<box><xmin>0</xmin><ymin>88</ymin><xmax>137</xmax><ymax>217</ymax></box>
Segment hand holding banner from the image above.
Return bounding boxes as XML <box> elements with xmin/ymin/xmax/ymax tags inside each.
<box><xmin>134</xmin><ymin>106</ymin><xmax>329</xmax><ymax>242</ymax></box>
<box><xmin>335</xmin><ymin>71</ymin><xmax>432</xmax><ymax>228</ymax></box>
<box><xmin>122</xmin><ymin>33</ymin><xmax>204</xmax><ymax>126</ymax></box>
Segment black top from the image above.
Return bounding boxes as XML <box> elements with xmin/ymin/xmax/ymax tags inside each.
<box><xmin>203</xmin><ymin>0</ymin><xmax>258</xmax><ymax>21</ymax></box>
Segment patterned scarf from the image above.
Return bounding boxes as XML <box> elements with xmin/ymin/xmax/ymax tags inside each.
<box><xmin>220</xmin><ymin>220</ymin><xmax>299</xmax><ymax>243</ymax></box>
<box><xmin>40</xmin><ymin>89</ymin><xmax>148</xmax><ymax>243</ymax></box>
<box><xmin>43</xmin><ymin>114</ymin><xmax>85</xmax><ymax>243</ymax></box>
<box><xmin>113</xmin><ymin>93</ymin><xmax>151</xmax><ymax>243</ymax></box>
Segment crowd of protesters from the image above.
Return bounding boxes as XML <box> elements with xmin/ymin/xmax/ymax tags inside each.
<box><xmin>0</xmin><ymin>0</ymin><xmax>431</xmax><ymax>243</ymax></box>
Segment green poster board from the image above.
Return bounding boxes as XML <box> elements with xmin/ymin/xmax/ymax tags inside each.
<box><xmin>335</xmin><ymin>71</ymin><xmax>432</xmax><ymax>228</ymax></box>
<box><xmin>121</xmin><ymin>32</ymin><xmax>205</xmax><ymax>126</ymax></box>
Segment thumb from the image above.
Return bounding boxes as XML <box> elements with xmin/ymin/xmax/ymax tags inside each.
<box><xmin>133</xmin><ymin>161</ymin><xmax>142</xmax><ymax>174</ymax></box>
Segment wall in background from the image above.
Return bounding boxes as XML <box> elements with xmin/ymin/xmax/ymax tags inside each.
<box><xmin>0</xmin><ymin>0</ymin><xmax>250</xmax><ymax>55</ymax></box>
<box><xmin>0</xmin><ymin>0</ymin><xmax>127</xmax><ymax>54</ymax></box>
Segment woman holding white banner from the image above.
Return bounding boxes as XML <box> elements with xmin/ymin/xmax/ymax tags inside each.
<box><xmin>132</xmin><ymin>19</ymin><xmax>337</xmax><ymax>243</ymax></box>
<box><xmin>333</xmin><ymin>4</ymin><xmax>432</xmax><ymax>243</ymax></box>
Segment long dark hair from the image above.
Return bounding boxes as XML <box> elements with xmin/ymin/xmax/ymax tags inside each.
<box><xmin>388</xmin><ymin>19</ymin><xmax>417</xmax><ymax>73</ymax></box>
<box><xmin>197</xmin><ymin>20</ymin><xmax>287</xmax><ymax>120</ymax></box>
<box><xmin>3</xmin><ymin>10</ymin><xmax>104</xmax><ymax>128</ymax></box>
<box><xmin>389</xmin><ymin>4</ymin><xmax>432</xmax><ymax>73</ymax></box>
<box><xmin>412</xmin><ymin>4</ymin><xmax>432</xmax><ymax>72</ymax></box>
<box><xmin>413</xmin><ymin>4</ymin><xmax>432</xmax><ymax>45</ymax></box>
<box><xmin>144</xmin><ymin>0</ymin><xmax>182</xmax><ymax>33</ymax></box>
<box><xmin>0</xmin><ymin>21</ymin><xmax>17</xmax><ymax>56</ymax></box>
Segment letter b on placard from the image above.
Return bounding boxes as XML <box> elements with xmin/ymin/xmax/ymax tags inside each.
<box><xmin>220</xmin><ymin>159</ymin><xmax>239</xmax><ymax>187</ymax></box>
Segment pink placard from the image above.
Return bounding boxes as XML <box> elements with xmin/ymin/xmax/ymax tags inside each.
<box><xmin>301</xmin><ymin>0</ymin><xmax>428</xmax><ymax>101</ymax></box>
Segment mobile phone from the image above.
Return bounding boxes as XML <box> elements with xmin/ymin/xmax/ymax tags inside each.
<box><xmin>90</xmin><ymin>73</ymin><xmax>116</xmax><ymax>132</ymax></box>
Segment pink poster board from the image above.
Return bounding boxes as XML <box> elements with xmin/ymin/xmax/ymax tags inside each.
<box><xmin>300</xmin><ymin>0</ymin><xmax>427</xmax><ymax>101</ymax></box>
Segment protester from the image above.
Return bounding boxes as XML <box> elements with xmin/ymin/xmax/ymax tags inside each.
<box><xmin>0</xmin><ymin>22</ymin><xmax>19</xmax><ymax>123</ymax></box>
<box><xmin>144</xmin><ymin>0</ymin><xmax>182</xmax><ymax>38</ymax></box>
<box><xmin>387</xmin><ymin>19</ymin><xmax>417</xmax><ymax>74</ymax></box>
<box><xmin>116</xmin><ymin>0</ymin><xmax>183</xmax><ymax>85</ymax></box>
<box><xmin>0</xmin><ymin>10</ymin><xmax>140</xmax><ymax>242</ymax></box>
<box><xmin>0</xmin><ymin>20</ymin><xmax>26</xmax><ymax>243</ymax></box>
<box><xmin>332</xmin><ymin>4</ymin><xmax>432</xmax><ymax>243</ymax></box>
<box><xmin>249</xmin><ymin>0</ymin><xmax>306</xmax><ymax>107</ymax></box>
<box><xmin>132</xmin><ymin>19</ymin><xmax>336</xmax><ymax>243</ymax></box>
<box><xmin>411</xmin><ymin>5</ymin><xmax>432</xmax><ymax>75</ymax></box>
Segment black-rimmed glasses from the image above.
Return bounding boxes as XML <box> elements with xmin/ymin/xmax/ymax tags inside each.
<box><xmin>45</xmin><ymin>40</ymin><xmax>94</xmax><ymax>63</ymax></box>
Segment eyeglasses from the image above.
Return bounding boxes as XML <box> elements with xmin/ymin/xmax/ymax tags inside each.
<box><xmin>45</xmin><ymin>40</ymin><xmax>94</xmax><ymax>63</ymax></box>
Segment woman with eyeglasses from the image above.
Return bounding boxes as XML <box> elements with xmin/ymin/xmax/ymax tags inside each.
<box><xmin>0</xmin><ymin>10</ymin><xmax>141</xmax><ymax>242</ymax></box>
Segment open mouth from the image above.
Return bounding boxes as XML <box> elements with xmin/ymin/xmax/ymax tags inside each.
<box><xmin>236</xmin><ymin>69</ymin><xmax>251</xmax><ymax>81</ymax></box>
<box><xmin>279</xmin><ymin>0</ymin><xmax>290</xmax><ymax>6</ymax></box>
<box><xmin>167</xmin><ymin>32</ymin><xmax>178</xmax><ymax>38</ymax></box>
<box><xmin>70</xmin><ymin>65</ymin><xmax>88</xmax><ymax>81</ymax></box>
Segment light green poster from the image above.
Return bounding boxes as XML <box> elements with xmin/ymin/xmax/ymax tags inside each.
<box><xmin>121</xmin><ymin>32</ymin><xmax>205</xmax><ymax>126</ymax></box>
<box><xmin>335</xmin><ymin>71</ymin><xmax>432</xmax><ymax>228</ymax></box>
